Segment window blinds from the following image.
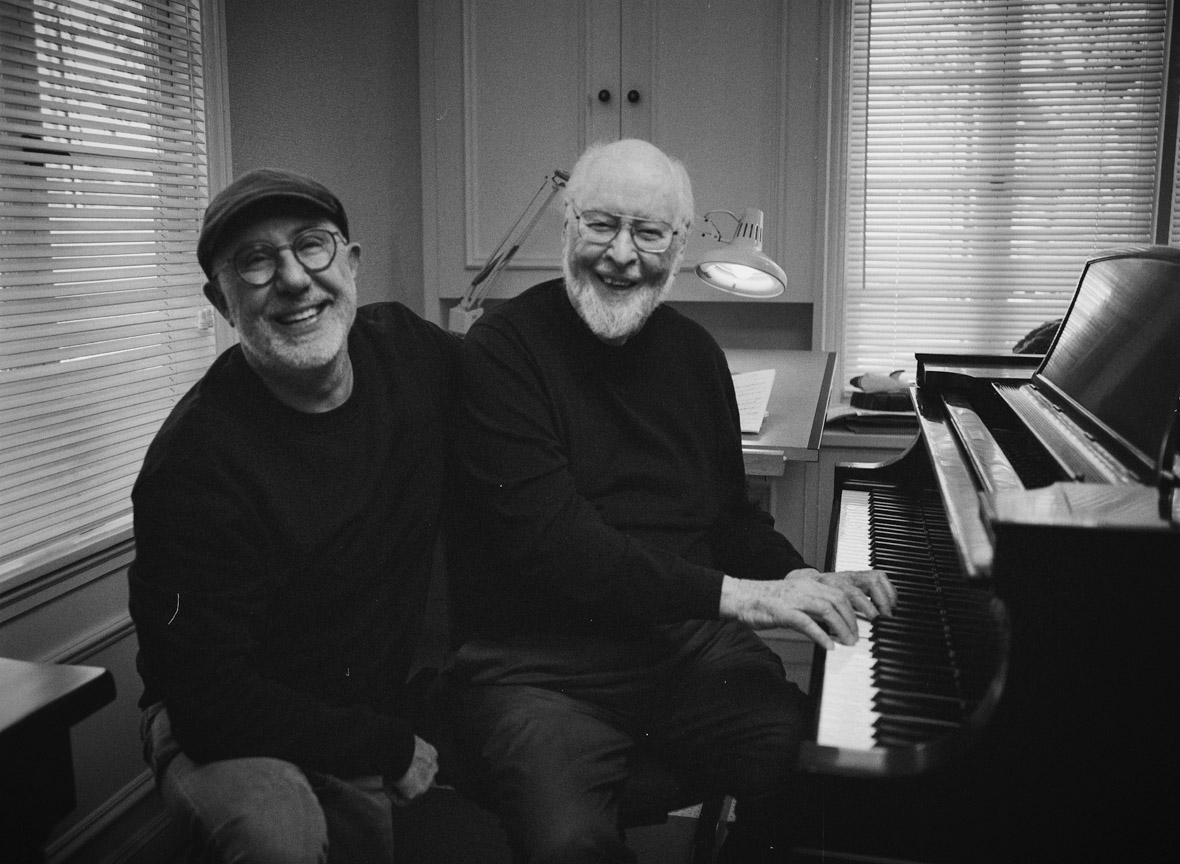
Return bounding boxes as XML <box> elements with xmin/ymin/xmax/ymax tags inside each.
<box><xmin>0</xmin><ymin>0</ymin><xmax>214</xmax><ymax>580</ymax></box>
<box><xmin>843</xmin><ymin>0</ymin><xmax>1168</xmax><ymax>384</ymax></box>
<box><xmin>1171</xmin><ymin>114</ymin><xmax>1180</xmax><ymax>246</ymax></box>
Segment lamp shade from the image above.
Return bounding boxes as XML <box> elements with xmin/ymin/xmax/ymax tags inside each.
<box><xmin>694</xmin><ymin>208</ymin><xmax>786</xmax><ymax>298</ymax></box>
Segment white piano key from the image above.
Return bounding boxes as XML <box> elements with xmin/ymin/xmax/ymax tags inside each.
<box><xmin>833</xmin><ymin>490</ymin><xmax>871</xmax><ymax>571</ymax></box>
<box><xmin>815</xmin><ymin>618</ymin><xmax>877</xmax><ymax>750</ymax></box>
<box><xmin>816</xmin><ymin>491</ymin><xmax>879</xmax><ymax>751</ymax></box>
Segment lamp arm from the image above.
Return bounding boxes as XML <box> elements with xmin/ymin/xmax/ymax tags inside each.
<box><xmin>459</xmin><ymin>169</ymin><xmax>568</xmax><ymax>311</ymax></box>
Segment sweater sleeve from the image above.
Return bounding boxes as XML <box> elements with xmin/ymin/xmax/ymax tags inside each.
<box><xmin>458</xmin><ymin>319</ymin><xmax>724</xmax><ymax>625</ymax></box>
<box><xmin>128</xmin><ymin>429</ymin><xmax>417</xmax><ymax>782</ymax></box>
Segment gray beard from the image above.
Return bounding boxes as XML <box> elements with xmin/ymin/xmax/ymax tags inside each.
<box><xmin>562</xmin><ymin>259</ymin><xmax>675</xmax><ymax>343</ymax></box>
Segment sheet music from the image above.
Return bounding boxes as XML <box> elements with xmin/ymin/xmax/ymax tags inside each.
<box><xmin>732</xmin><ymin>368</ymin><xmax>775</xmax><ymax>434</ymax></box>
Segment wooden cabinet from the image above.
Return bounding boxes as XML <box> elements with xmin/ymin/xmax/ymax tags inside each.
<box><xmin>418</xmin><ymin>0</ymin><xmax>834</xmax><ymax>324</ymax></box>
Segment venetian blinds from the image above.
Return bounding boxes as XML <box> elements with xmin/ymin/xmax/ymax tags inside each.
<box><xmin>1</xmin><ymin>0</ymin><xmax>214</xmax><ymax>580</ymax></box>
<box><xmin>1170</xmin><ymin>121</ymin><xmax>1180</xmax><ymax>245</ymax></box>
<box><xmin>842</xmin><ymin>0</ymin><xmax>1168</xmax><ymax>384</ymax></box>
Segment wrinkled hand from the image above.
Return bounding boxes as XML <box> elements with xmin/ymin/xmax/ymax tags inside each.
<box><xmin>813</xmin><ymin>567</ymin><xmax>896</xmax><ymax>619</ymax></box>
<box><xmin>718</xmin><ymin>567</ymin><xmax>895</xmax><ymax>650</ymax></box>
<box><xmin>387</xmin><ymin>735</ymin><xmax>438</xmax><ymax>807</ymax></box>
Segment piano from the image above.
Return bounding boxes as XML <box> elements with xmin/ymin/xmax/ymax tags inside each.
<box><xmin>791</xmin><ymin>245</ymin><xmax>1180</xmax><ymax>863</ymax></box>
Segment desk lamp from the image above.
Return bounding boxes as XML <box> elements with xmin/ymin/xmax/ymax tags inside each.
<box><xmin>695</xmin><ymin>208</ymin><xmax>786</xmax><ymax>298</ymax></box>
<box><xmin>449</xmin><ymin>169</ymin><xmax>568</xmax><ymax>335</ymax></box>
<box><xmin>449</xmin><ymin>180</ymin><xmax>786</xmax><ymax>335</ymax></box>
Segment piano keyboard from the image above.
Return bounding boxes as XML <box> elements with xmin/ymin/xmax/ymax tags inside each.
<box><xmin>814</xmin><ymin>483</ymin><xmax>995</xmax><ymax>757</ymax></box>
<box><xmin>815</xmin><ymin>490</ymin><xmax>876</xmax><ymax>750</ymax></box>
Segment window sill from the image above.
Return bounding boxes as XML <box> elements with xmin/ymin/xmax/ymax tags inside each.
<box><xmin>0</xmin><ymin>521</ymin><xmax>134</xmax><ymax>623</ymax></box>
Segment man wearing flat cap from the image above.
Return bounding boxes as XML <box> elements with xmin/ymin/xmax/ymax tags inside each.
<box><xmin>128</xmin><ymin>168</ymin><xmax>460</xmax><ymax>862</ymax></box>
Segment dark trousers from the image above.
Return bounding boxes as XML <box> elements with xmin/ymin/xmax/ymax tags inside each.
<box><xmin>451</xmin><ymin>621</ymin><xmax>809</xmax><ymax>864</ymax></box>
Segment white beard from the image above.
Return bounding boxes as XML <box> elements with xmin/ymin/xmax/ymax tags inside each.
<box><xmin>562</xmin><ymin>257</ymin><xmax>675</xmax><ymax>343</ymax></box>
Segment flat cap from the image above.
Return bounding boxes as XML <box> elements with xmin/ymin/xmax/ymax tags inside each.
<box><xmin>197</xmin><ymin>168</ymin><xmax>349</xmax><ymax>278</ymax></box>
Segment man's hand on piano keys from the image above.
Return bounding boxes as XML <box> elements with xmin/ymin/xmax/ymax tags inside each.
<box><xmin>813</xmin><ymin>568</ymin><xmax>897</xmax><ymax>621</ymax></box>
<box><xmin>718</xmin><ymin>568</ymin><xmax>896</xmax><ymax>650</ymax></box>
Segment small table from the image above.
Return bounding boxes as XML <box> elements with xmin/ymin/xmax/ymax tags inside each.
<box><xmin>721</xmin><ymin>349</ymin><xmax>838</xmax><ymax>568</ymax></box>
<box><xmin>1</xmin><ymin>656</ymin><xmax>116</xmax><ymax>863</ymax></box>
<box><xmin>725</xmin><ymin>349</ymin><xmax>837</xmax><ymax>474</ymax></box>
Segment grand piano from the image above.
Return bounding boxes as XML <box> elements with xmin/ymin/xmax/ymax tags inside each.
<box><xmin>791</xmin><ymin>245</ymin><xmax>1180</xmax><ymax>863</ymax></box>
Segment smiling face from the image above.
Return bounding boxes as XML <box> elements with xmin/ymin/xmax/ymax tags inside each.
<box><xmin>204</xmin><ymin>212</ymin><xmax>359</xmax><ymax>398</ymax></box>
<box><xmin>562</xmin><ymin>140</ymin><xmax>691</xmax><ymax>344</ymax></box>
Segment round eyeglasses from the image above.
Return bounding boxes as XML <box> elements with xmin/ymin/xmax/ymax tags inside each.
<box><xmin>572</xmin><ymin>208</ymin><xmax>678</xmax><ymax>254</ymax></box>
<box><xmin>215</xmin><ymin>227</ymin><xmax>346</xmax><ymax>287</ymax></box>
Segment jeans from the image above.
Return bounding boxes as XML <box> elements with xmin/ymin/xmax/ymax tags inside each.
<box><xmin>141</xmin><ymin>703</ymin><xmax>394</xmax><ymax>863</ymax></box>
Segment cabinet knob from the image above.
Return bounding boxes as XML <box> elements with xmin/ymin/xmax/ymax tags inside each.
<box><xmin>598</xmin><ymin>89</ymin><xmax>611</xmax><ymax>103</ymax></box>
<box><xmin>627</xmin><ymin>89</ymin><xmax>640</xmax><ymax>103</ymax></box>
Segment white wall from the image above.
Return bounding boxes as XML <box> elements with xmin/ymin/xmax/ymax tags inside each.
<box><xmin>224</xmin><ymin>0</ymin><xmax>426</xmax><ymax>313</ymax></box>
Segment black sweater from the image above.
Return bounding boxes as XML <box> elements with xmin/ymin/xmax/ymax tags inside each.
<box><xmin>449</xmin><ymin>280</ymin><xmax>807</xmax><ymax>673</ymax></box>
<box><xmin>128</xmin><ymin>303</ymin><xmax>460</xmax><ymax>781</ymax></box>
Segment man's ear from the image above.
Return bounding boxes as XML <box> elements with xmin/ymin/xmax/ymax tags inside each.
<box><xmin>203</xmin><ymin>280</ymin><xmax>234</xmax><ymax>327</ymax></box>
<box><xmin>346</xmin><ymin>242</ymin><xmax>361</xmax><ymax>276</ymax></box>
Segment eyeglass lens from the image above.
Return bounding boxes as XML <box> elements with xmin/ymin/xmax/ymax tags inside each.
<box><xmin>234</xmin><ymin>228</ymin><xmax>339</xmax><ymax>285</ymax></box>
<box><xmin>577</xmin><ymin>211</ymin><xmax>674</xmax><ymax>253</ymax></box>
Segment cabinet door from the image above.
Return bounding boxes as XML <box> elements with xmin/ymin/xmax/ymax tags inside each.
<box><xmin>419</xmin><ymin>0</ymin><xmax>829</xmax><ymax>322</ymax></box>
<box><xmin>421</xmin><ymin>0</ymin><xmax>615</xmax><ymax>311</ymax></box>
<box><xmin>636</xmin><ymin>0</ymin><xmax>796</xmax><ymax>301</ymax></box>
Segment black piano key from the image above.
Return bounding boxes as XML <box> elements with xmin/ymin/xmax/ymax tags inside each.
<box><xmin>872</xmin><ymin>633</ymin><xmax>949</xmax><ymax>653</ymax></box>
<box><xmin>873</xmin><ymin>671</ymin><xmax>959</xmax><ymax>698</ymax></box>
<box><xmin>873</xmin><ymin>685</ymin><xmax>967</xmax><ymax>709</ymax></box>
<box><xmin>873</xmin><ymin>618</ymin><xmax>948</xmax><ymax>635</ymax></box>
<box><xmin>875</xmin><ymin>714</ymin><xmax>961</xmax><ymax>734</ymax></box>
<box><xmin>872</xmin><ymin>643</ymin><xmax>950</xmax><ymax>664</ymax></box>
<box><xmin>872</xmin><ymin>724</ymin><xmax>938</xmax><ymax>746</ymax></box>
<box><xmin>873</xmin><ymin>692</ymin><xmax>966</xmax><ymax>723</ymax></box>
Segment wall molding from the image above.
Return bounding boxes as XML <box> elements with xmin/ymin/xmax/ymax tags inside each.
<box><xmin>49</xmin><ymin>614</ymin><xmax>137</xmax><ymax>666</ymax></box>
<box><xmin>0</xmin><ymin>537</ymin><xmax>135</xmax><ymax>629</ymax></box>
<box><xmin>44</xmin><ymin>770</ymin><xmax>170</xmax><ymax>864</ymax></box>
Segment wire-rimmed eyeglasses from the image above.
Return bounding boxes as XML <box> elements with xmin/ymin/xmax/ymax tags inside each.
<box><xmin>572</xmin><ymin>208</ymin><xmax>678</xmax><ymax>254</ymax></box>
<box><xmin>213</xmin><ymin>227</ymin><xmax>347</xmax><ymax>287</ymax></box>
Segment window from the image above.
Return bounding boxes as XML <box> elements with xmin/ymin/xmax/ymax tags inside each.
<box><xmin>1</xmin><ymin>0</ymin><xmax>216</xmax><ymax>584</ymax></box>
<box><xmin>836</xmin><ymin>0</ymin><xmax>1171</xmax><ymax>389</ymax></box>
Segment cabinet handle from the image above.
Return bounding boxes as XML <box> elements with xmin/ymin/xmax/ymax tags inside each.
<box><xmin>598</xmin><ymin>89</ymin><xmax>611</xmax><ymax>103</ymax></box>
<box><xmin>627</xmin><ymin>89</ymin><xmax>640</xmax><ymax>103</ymax></box>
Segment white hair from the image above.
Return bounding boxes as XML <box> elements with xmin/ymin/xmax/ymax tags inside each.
<box><xmin>563</xmin><ymin>139</ymin><xmax>694</xmax><ymax>231</ymax></box>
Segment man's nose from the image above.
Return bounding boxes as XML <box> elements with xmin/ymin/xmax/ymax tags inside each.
<box><xmin>273</xmin><ymin>249</ymin><xmax>312</xmax><ymax>292</ymax></box>
<box><xmin>604</xmin><ymin>225</ymin><xmax>639</xmax><ymax>264</ymax></box>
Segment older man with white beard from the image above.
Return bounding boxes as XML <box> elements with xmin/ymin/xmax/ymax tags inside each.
<box><xmin>443</xmin><ymin>139</ymin><xmax>894</xmax><ymax>864</ymax></box>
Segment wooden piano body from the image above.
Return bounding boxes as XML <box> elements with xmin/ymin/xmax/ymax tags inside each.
<box><xmin>791</xmin><ymin>246</ymin><xmax>1180</xmax><ymax>862</ymax></box>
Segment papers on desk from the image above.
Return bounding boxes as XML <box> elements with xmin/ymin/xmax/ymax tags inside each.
<box><xmin>732</xmin><ymin>368</ymin><xmax>775</xmax><ymax>434</ymax></box>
